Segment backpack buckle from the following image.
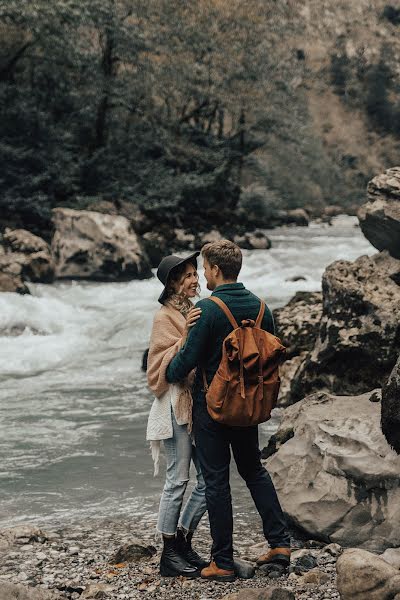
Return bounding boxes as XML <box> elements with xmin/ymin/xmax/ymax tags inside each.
<box><xmin>241</xmin><ymin>319</ymin><xmax>255</xmax><ymax>328</ymax></box>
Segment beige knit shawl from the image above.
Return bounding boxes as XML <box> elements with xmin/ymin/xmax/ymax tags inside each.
<box><xmin>147</xmin><ymin>303</ymin><xmax>193</xmax><ymax>426</ymax></box>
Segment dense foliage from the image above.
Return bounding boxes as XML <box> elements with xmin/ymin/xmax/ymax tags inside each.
<box><xmin>0</xmin><ymin>0</ymin><xmax>285</xmax><ymax>235</ymax></box>
<box><xmin>2</xmin><ymin>1</ymin><xmax>400</xmax><ymax>238</ymax></box>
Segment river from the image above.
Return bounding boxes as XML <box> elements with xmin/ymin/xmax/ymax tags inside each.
<box><xmin>0</xmin><ymin>217</ymin><xmax>374</xmax><ymax>529</ymax></box>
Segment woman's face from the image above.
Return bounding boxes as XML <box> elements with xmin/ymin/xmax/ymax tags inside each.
<box><xmin>173</xmin><ymin>262</ymin><xmax>199</xmax><ymax>298</ymax></box>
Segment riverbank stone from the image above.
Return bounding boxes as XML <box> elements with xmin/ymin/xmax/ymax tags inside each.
<box><xmin>0</xmin><ymin>582</ymin><xmax>61</xmax><ymax>599</ymax></box>
<box><xmin>51</xmin><ymin>208</ymin><xmax>152</xmax><ymax>281</ymax></box>
<box><xmin>233</xmin><ymin>558</ymin><xmax>256</xmax><ymax>579</ymax></box>
<box><xmin>381</xmin><ymin>355</ymin><xmax>400</xmax><ymax>455</ymax></box>
<box><xmin>336</xmin><ymin>548</ymin><xmax>400</xmax><ymax>600</ymax></box>
<box><xmin>290</xmin><ymin>251</ymin><xmax>400</xmax><ymax>400</ymax></box>
<box><xmin>266</xmin><ymin>390</ymin><xmax>400</xmax><ymax>552</ymax></box>
<box><xmin>359</xmin><ymin>166</ymin><xmax>400</xmax><ymax>258</ymax></box>
<box><xmin>109</xmin><ymin>540</ymin><xmax>156</xmax><ymax>564</ymax></box>
<box><xmin>0</xmin><ymin>525</ymin><xmax>48</xmax><ymax>550</ymax></box>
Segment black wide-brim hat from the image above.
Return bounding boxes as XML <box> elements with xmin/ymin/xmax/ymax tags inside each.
<box><xmin>157</xmin><ymin>251</ymin><xmax>200</xmax><ymax>304</ymax></box>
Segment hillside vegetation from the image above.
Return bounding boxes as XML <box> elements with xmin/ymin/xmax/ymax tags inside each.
<box><xmin>1</xmin><ymin>0</ymin><xmax>400</xmax><ymax>237</ymax></box>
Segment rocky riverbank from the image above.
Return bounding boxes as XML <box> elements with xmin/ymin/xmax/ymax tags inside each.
<box><xmin>0</xmin><ymin>201</ymin><xmax>353</xmax><ymax>294</ymax></box>
<box><xmin>0</xmin><ymin>519</ymin><xmax>342</xmax><ymax>600</ymax></box>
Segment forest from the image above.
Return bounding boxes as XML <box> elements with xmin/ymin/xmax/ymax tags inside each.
<box><xmin>1</xmin><ymin>0</ymin><xmax>400</xmax><ymax>238</ymax></box>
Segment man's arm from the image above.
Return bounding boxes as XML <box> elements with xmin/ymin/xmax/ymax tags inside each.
<box><xmin>166</xmin><ymin>299</ymin><xmax>213</xmax><ymax>383</ymax></box>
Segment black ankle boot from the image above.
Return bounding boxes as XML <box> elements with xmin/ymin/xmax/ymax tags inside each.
<box><xmin>159</xmin><ymin>536</ymin><xmax>200</xmax><ymax>578</ymax></box>
<box><xmin>176</xmin><ymin>529</ymin><xmax>208</xmax><ymax>570</ymax></box>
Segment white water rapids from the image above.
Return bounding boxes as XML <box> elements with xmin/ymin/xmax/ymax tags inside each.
<box><xmin>0</xmin><ymin>217</ymin><xmax>374</xmax><ymax>527</ymax></box>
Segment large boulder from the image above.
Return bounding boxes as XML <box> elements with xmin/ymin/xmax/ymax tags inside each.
<box><xmin>358</xmin><ymin>166</ymin><xmax>400</xmax><ymax>259</ymax></box>
<box><xmin>290</xmin><ymin>251</ymin><xmax>400</xmax><ymax>401</ymax></box>
<box><xmin>273</xmin><ymin>292</ymin><xmax>322</xmax><ymax>359</ymax></box>
<box><xmin>336</xmin><ymin>548</ymin><xmax>400</xmax><ymax>600</ymax></box>
<box><xmin>273</xmin><ymin>291</ymin><xmax>322</xmax><ymax>406</ymax></box>
<box><xmin>0</xmin><ymin>228</ymin><xmax>54</xmax><ymax>293</ymax></box>
<box><xmin>266</xmin><ymin>391</ymin><xmax>400</xmax><ymax>552</ymax></box>
<box><xmin>51</xmin><ymin>208</ymin><xmax>152</xmax><ymax>281</ymax></box>
<box><xmin>381</xmin><ymin>356</ymin><xmax>400</xmax><ymax>455</ymax></box>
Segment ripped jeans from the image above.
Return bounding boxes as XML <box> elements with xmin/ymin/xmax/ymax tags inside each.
<box><xmin>157</xmin><ymin>410</ymin><xmax>207</xmax><ymax>536</ymax></box>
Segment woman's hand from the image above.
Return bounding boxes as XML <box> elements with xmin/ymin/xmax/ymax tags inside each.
<box><xmin>185</xmin><ymin>307</ymin><xmax>202</xmax><ymax>332</ymax></box>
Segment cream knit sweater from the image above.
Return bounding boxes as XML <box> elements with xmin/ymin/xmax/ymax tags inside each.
<box><xmin>146</xmin><ymin>303</ymin><xmax>193</xmax><ymax>475</ymax></box>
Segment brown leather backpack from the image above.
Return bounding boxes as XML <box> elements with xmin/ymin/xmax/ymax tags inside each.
<box><xmin>202</xmin><ymin>296</ymin><xmax>286</xmax><ymax>426</ymax></box>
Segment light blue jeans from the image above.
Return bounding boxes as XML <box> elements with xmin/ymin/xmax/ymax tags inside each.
<box><xmin>157</xmin><ymin>410</ymin><xmax>207</xmax><ymax>536</ymax></box>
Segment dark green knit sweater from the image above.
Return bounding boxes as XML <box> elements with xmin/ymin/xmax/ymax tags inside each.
<box><xmin>166</xmin><ymin>282</ymin><xmax>275</xmax><ymax>405</ymax></box>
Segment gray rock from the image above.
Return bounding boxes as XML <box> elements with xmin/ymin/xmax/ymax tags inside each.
<box><xmin>273</xmin><ymin>291</ymin><xmax>323</xmax><ymax>406</ymax></box>
<box><xmin>290</xmin><ymin>251</ymin><xmax>400</xmax><ymax>401</ymax></box>
<box><xmin>381</xmin><ymin>355</ymin><xmax>400</xmax><ymax>455</ymax></box>
<box><xmin>109</xmin><ymin>540</ymin><xmax>156</xmax><ymax>563</ymax></box>
<box><xmin>258</xmin><ymin>563</ymin><xmax>287</xmax><ymax>578</ymax></box>
<box><xmin>276</xmin><ymin>209</ymin><xmax>309</xmax><ymax>226</ymax></box>
<box><xmin>1</xmin><ymin>228</ymin><xmax>55</xmax><ymax>285</ymax></box>
<box><xmin>81</xmin><ymin>584</ymin><xmax>114</xmax><ymax>599</ymax></box>
<box><xmin>196</xmin><ymin>229</ymin><xmax>223</xmax><ymax>246</ymax></box>
<box><xmin>0</xmin><ymin>228</ymin><xmax>56</xmax><ymax>294</ymax></box>
<box><xmin>51</xmin><ymin>208</ymin><xmax>152</xmax><ymax>281</ymax></box>
<box><xmin>266</xmin><ymin>391</ymin><xmax>400</xmax><ymax>552</ymax></box>
<box><xmin>358</xmin><ymin>167</ymin><xmax>400</xmax><ymax>258</ymax></box>
<box><xmin>233</xmin><ymin>231</ymin><xmax>272</xmax><ymax>250</ymax></box>
<box><xmin>0</xmin><ymin>525</ymin><xmax>48</xmax><ymax>551</ymax></box>
<box><xmin>0</xmin><ymin>582</ymin><xmax>61</xmax><ymax>599</ymax></box>
<box><xmin>273</xmin><ymin>292</ymin><xmax>323</xmax><ymax>358</ymax></box>
<box><xmin>336</xmin><ymin>548</ymin><xmax>400</xmax><ymax>600</ymax></box>
<box><xmin>380</xmin><ymin>547</ymin><xmax>400</xmax><ymax>570</ymax></box>
<box><xmin>233</xmin><ymin>557</ymin><xmax>255</xmax><ymax>579</ymax></box>
<box><xmin>290</xmin><ymin>553</ymin><xmax>318</xmax><ymax>574</ymax></box>
<box><xmin>0</xmin><ymin>269</ymin><xmax>30</xmax><ymax>295</ymax></box>
<box><xmin>323</xmin><ymin>543</ymin><xmax>342</xmax><ymax>557</ymax></box>
<box><xmin>298</xmin><ymin>568</ymin><xmax>330</xmax><ymax>585</ymax></box>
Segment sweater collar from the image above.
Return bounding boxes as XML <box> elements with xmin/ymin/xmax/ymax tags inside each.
<box><xmin>213</xmin><ymin>282</ymin><xmax>245</xmax><ymax>293</ymax></box>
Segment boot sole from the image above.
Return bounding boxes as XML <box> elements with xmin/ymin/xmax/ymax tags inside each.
<box><xmin>200</xmin><ymin>574</ymin><xmax>236</xmax><ymax>582</ymax></box>
<box><xmin>257</xmin><ymin>555</ymin><xmax>290</xmax><ymax>567</ymax></box>
<box><xmin>160</xmin><ymin>566</ymin><xmax>200</xmax><ymax>578</ymax></box>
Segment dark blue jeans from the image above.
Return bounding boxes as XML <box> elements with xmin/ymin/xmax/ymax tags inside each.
<box><xmin>193</xmin><ymin>400</ymin><xmax>290</xmax><ymax>570</ymax></box>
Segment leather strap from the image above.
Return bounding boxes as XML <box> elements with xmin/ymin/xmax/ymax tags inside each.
<box><xmin>255</xmin><ymin>300</ymin><xmax>265</xmax><ymax>327</ymax></box>
<box><xmin>207</xmin><ymin>296</ymin><xmax>239</xmax><ymax>329</ymax></box>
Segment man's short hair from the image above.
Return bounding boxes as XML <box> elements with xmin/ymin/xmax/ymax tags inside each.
<box><xmin>201</xmin><ymin>239</ymin><xmax>242</xmax><ymax>280</ymax></box>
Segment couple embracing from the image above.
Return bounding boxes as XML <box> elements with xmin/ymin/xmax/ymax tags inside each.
<box><xmin>146</xmin><ymin>240</ymin><xmax>291</xmax><ymax>582</ymax></box>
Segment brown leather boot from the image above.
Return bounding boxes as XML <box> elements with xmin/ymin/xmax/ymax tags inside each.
<box><xmin>256</xmin><ymin>547</ymin><xmax>291</xmax><ymax>567</ymax></box>
<box><xmin>201</xmin><ymin>561</ymin><xmax>235</xmax><ymax>582</ymax></box>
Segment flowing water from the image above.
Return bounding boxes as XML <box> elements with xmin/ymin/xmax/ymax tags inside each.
<box><xmin>0</xmin><ymin>217</ymin><xmax>374</xmax><ymax>529</ymax></box>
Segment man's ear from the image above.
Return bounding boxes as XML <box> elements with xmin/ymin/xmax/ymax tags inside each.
<box><xmin>212</xmin><ymin>264</ymin><xmax>220</xmax><ymax>278</ymax></box>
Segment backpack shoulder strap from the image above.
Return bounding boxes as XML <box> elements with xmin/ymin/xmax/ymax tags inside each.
<box><xmin>207</xmin><ymin>296</ymin><xmax>239</xmax><ymax>329</ymax></box>
<box><xmin>255</xmin><ymin>300</ymin><xmax>265</xmax><ymax>328</ymax></box>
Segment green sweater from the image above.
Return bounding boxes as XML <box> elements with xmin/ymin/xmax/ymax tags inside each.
<box><xmin>166</xmin><ymin>282</ymin><xmax>275</xmax><ymax>404</ymax></box>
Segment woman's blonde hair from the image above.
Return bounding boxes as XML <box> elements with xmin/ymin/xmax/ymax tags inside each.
<box><xmin>164</xmin><ymin>260</ymin><xmax>200</xmax><ymax>314</ymax></box>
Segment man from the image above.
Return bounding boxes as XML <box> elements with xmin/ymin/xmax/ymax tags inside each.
<box><xmin>166</xmin><ymin>240</ymin><xmax>291</xmax><ymax>582</ymax></box>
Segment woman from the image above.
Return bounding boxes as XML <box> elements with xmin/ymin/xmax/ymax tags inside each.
<box><xmin>146</xmin><ymin>252</ymin><xmax>207</xmax><ymax>578</ymax></box>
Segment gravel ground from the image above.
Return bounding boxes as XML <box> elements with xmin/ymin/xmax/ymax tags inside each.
<box><xmin>0</xmin><ymin>516</ymin><xmax>342</xmax><ymax>600</ymax></box>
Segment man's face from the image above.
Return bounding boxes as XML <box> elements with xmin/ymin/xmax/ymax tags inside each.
<box><xmin>203</xmin><ymin>257</ymin><xmax>217</xmax><ymax>291</ymax></box>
